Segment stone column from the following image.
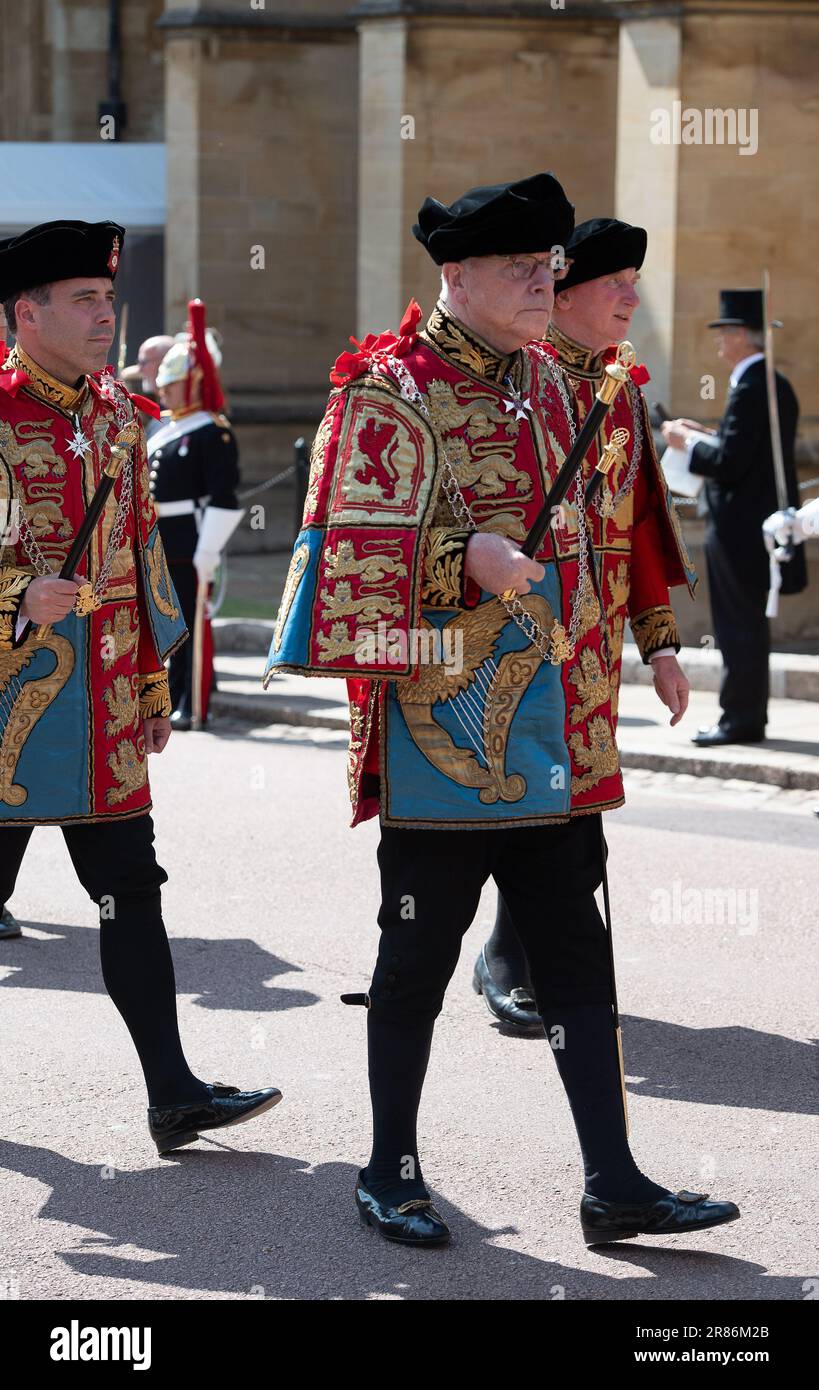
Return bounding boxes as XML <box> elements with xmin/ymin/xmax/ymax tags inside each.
<box><xmin>358</xmin><ymin>18</ymin><xmax>409</xmax><ymax>335</ymax></box>
<box><xmin>615</xmin><ymin>13</ymin><xmax>682</xmax><ymax>406</ymax></box>
<box><xmin>357</xmin><ymin>6</ymin><xmax>619</xmax><ymax>336</ymax></box>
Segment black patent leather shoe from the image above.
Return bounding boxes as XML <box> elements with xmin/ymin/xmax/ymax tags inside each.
<box><xmin>472</xmin><ymin>946</ymin><xmax>541</xmax><ymax>1033</ymax></box>
<box><xmin>581</xmin><ymin>1188</ymin><xmax>741</xmax><ymax>1246</ymax></box>
<box><xmin>170</xmin><ymin>707</ymin><xmax>192</xmax><ymax>732</ymax></box>
<box><xmin>691</xmin><ymin>723</ymin><xmax>764</xmax><ymax>747</ymax></box>
<box><xmin>148</xmin><ymin>1080</ymin><xmax>282</xmax><ymax>1154</ymax></box>
<box><xmin>0</xmin><ymin>907</ymin><xmax>22</xmax><ymax>940</ymax></box>
<box><xmin>355</xmin><ymin>1172</ymin><xmax>450</xmax><ymax>1247</ymax></box>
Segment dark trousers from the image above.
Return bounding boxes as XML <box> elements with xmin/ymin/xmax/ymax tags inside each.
<box><xmin>367</xmin><ymin>811</ymin><xmax>609</xmax><ymax>1011</ymax></box>
<box><xmin>363</xmin><ymin>815</ymin><xmax>660</xmax><ymax>1205</ymax></box>
<box><xmin>370</xmin><ymin>815</ymin><xmax>612</xmax><ymax>1018</ymax></box>
<box><xmin>706</xmin><ymin>531</ymin><xmax>769</xmax><ymax>734</ymax></box>
<box><xmin>0</xmin><ymin>813</ymin><xmax>204</xmax><ymax>1107</ymax></box>
<box><xmin>0</xmin><ymin>812</ymin><xmax>168</xmax><ymax>910</ymax></box>
<box><xmin>168</xmin><ymin>559</ymin><xmax>197</xmax><ymax>715</ymax></box>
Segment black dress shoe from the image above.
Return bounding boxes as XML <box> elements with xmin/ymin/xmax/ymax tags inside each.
<box><xmin>0</xmin><ymin>907</ymin><xmax>22</xmax><ymax>940</ymax></box>
<box><xmin>148</xmin><ymin>1080</ymin><xmax>282</xmax><ymax>1155</ymax></box>
<box><xmin>170</xmin><ymin>707</ymin><xmax>192</xmax><ymax>731</ymax></box>
<box><xmin>581</xmin><ymin>1188</ymin><xmax>741</xmax><ymax>1246</ymax></box>
<box><xmin>355</xmin><ymin>1171</ymin><xmax>450</xmax><ymax>1247</ymax></box>
<box><xmin>691</xmin><ymin>723</ymin><xmax>764</xmax><ymax>747</ymax></box>
<box><xmin>472</xmin><ymin>946</ymin><xmax>542</xmax><ymax>1033</ymax></box>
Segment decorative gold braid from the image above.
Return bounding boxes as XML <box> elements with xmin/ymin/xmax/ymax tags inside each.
<box><xmin>547</xmin><ymin>324</ymin><xmax>604</xmax><ymax>378</ymax></box>
<box><xmin>421</xmin><ymin>527</ymin><xmax>471</xmax><ymax>607</ymax></box>
<box><xmin>137</xmin><ymin>669</ymin><xmax>171</xmax><ymax>718</ymax></box>
<box><xmin>422</xmin><ymin>301</ymin><xmax>520</xmax><ymax>386</ymax></box>
<box><xmin>4</xmin><ymin>344</ymin><xmax>88</xmax><ymax>412</ymax></box>
<box><xmin>630</xmin><ymin>605</ymin><xmax>680</xmax><ymax>661</ymax></box>
<box><xmin>0</xmin><ymin>567</ymin><xmax>32</xmax><ymax>650</ymax></box>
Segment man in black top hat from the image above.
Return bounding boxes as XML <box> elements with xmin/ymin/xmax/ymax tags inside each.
<box><xmin>662</xmin><ymin>289</ymin><xmax>806</xmax><ymax>745</ymax></box>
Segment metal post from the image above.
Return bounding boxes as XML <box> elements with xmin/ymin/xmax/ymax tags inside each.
<box><xmin>293</xmin><ymin>436</ymin><xmax>310</xmax><ymax>543</ymax></box>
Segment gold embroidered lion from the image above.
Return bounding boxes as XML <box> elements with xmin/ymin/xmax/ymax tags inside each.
<box><xmin>106</xmin><ymin>738</ymin><xmax>148</xmax><ymax>805</ymax></box>
<box><xmin>323</xmin><ymin>539</ymin><xmax>408</xmax><ymax>584</ymax></box>
<box><xmin>103</xmin><ymin>674</ymin><xmax>139</xmax><ymax>737</ymax></box>
<box><xmin>318</xmin><ymin>581</ymin><xmax>403</xmax><ymax>625</ymax></box>
<box><xmin>568</xmin><ymin>648</ymin><xmax>611</xmax><ymax>726</ymax></box>
<box><xmin>568</xmin><ymin>714</ymin><xmax>619</xmax><ymax>795</ymax></box>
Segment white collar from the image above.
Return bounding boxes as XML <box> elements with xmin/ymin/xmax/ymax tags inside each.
<box><xmin>730</xmin><ymin>352</ymin><xmax>764</xmax><ymax>389</ymax></box>
<box><xmin>147</xmin><ymin>409</ymin><xmax>213</xmax><ymax>455</ymax></box>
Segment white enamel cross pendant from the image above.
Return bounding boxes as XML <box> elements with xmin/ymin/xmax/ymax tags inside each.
<box><xmin>67</xmin><ymin>416</ymin><xmax>92</xmax><ymax>462</ymax></box>
<box><xmin>502</xmin><ymin>383</ymin><xmax>532</xmax><ymax>421</ymax></box>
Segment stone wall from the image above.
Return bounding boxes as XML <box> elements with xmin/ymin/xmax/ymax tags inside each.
<box><xmin>358</xmin><ymin>13</ymin><xmax>619</xmax><ymax>332</ymax></box>
<box><xmin>673</xmin><ymin>8</ymin><xmax>819</xmax><ymax>435</ymax></box>
<box><xmin>0</xmin><ymin>0</ymin><xmax>165</xmax><ymax>142</ymax></box>
<box><xmin>164</xmin><ymin>26</ymin><xmax>358</xmax><ymax>396</ymax></box>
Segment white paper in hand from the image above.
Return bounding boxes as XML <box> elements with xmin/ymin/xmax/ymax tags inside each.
<box><xmin>661</xmin><ymin>431</ymin><xmax>714</xmax><ymax>498</ymax></box>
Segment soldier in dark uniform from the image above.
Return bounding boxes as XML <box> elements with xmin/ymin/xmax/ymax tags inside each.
<box><xmin>662</xmin><ymin>289</ymin><xmax>807</xmax><ymax>745</ymax></box>
<box><xmin>149</xmin><ymin>301</ymin><xmax>242</xmax><ymax>729</ymax></box>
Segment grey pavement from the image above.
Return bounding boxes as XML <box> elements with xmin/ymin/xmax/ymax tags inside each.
<box><xmin>0</xmin><ymin>720</ymin><xmax>816</xmax><ymax>1301</ymax></box>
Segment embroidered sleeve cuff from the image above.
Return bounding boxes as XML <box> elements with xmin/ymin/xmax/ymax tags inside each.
<box><xmin>421</xmin><ymin>528</ymin><xmax>479</xmax><ymax>609</ymax></box>
<box><xmin>631</xmin><ymin>605</ymin><xmax>681</xmax><ymax>663</ymax></box>
<box><xmin>0</xmin><ymin>567</ymin><xmax>33</xmax><ymax>650</ymax></box>
<box><xmin>138</xmin><ymin>669</ymin><xmax>172</xmax><ymax>718</ymax></box>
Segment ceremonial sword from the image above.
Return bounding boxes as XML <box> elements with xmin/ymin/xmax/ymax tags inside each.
<box><xmin>761</xmin><ymin>270</ymin><xmax>795</xmax><ymax>617</ymax></box>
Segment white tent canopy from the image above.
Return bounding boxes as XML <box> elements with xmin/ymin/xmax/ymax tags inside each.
<box><xmin>0</xmin><ymin>144</ymin><xmax>166</xmax><ymax>230</ymax></box>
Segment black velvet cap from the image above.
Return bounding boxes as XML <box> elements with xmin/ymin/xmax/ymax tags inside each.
<box><xmin>559</xmin><ymin>217</ymin><xmax>647</xmax><ymax>291</ymax></box>
<box><xmin>707</xmin><ymin>289</ymin><xmax>778</xmax><ymax>329</ymax></box>
<box><xmin>0</xmin><ymin>220</ymin><xmax>125</xmax><ymax>301</ymax></box>
<box><xmin>412</xmin><ymin>173</ymin><xmax>574</xmax><ymax>264</ymax></box>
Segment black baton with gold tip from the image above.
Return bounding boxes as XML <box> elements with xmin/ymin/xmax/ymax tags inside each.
<box><xmin>21</xmin><ymin>422</ymin><xmax>139</xmax><ymax>645</ymax></box>
<box><xmin>503</xmin><ymin>340</ymin><xmax>637</xmax><ymax>573</ymax></box>
<box><xmin>584</xmin><ymin>426</ymin><xmax>631</xmax><ymax>509</ymax></box>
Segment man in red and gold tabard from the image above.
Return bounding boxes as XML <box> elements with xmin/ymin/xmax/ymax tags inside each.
<box><xmin>264</xmin><ymin>177</ymin><xmax>738</xmax><ymax>1249</ymax></box>
<box><xmin>0</xmin><ymin>220</ymin><xmax>280</xmax><ymax>1152</ymax></box>
<box><xmin>476</xmin><ymin>217</ymin><xmax>699</xmax><ymax>1031</ymax></box>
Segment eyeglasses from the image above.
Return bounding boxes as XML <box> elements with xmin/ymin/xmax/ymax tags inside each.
<box><xmin>500</xmin><ymin>254</ymin><xmax>574</xmax><ymax>282</ymax></box>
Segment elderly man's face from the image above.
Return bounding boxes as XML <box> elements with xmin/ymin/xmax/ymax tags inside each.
<box><xmin>712</xmin><ymin>325</ymin><xmax>757</xmax><ymax>367</ymax></box>
<box><xmin>442</xmin><ymin>252</ymin><xmax>564</xmax><ymax>353</ymax></box>
<box><xmin>138</xmin><ymin>335</ymin><xmax>175</xmax><ymax>393</ymax></box>
<box><xmin>552</xmin><ymin>268</ymin><xmax>641</xmax><ymax>352</ymax></box>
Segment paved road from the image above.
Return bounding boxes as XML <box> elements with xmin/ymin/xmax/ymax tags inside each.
<box><xmin>1</xmin><ymin>720</ymin><xmax>816</xmax><ymax>1301</ymax></box>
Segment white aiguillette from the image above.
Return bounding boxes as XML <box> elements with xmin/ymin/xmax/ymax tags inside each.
<box><xmin>660</xmin><ymin>431</ymin><xmax>711</xmax><ymax>498</ymax></box>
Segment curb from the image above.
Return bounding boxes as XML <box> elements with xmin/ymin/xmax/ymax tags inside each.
<box><xmin>210</xmin><ymin>690</ymin><xmax>819</xmax><ymax>791</ymax></box>
<box><xmin>212</xmin><ymin>619</ymin><xmax>819</xmax><ymax>702</ymax></box>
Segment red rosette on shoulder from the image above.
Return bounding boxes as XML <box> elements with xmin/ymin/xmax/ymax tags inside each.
<box><xmin>330</xmin><ymin>299</ymin><xmax>423</xmax><ymax>387</ymax></box>
<box><xmin>126</xmin><ymin>390</ymin><xmax>162</xmax><ymax>420</ymax></box>
<box><xmin>601</xmin><ymin>344</ymin><xmax>650</xmax><ymax>386</ymax></box>
<box><xmin>526</xmin><ymin>338</ymin><xmax>559</xmax><ymax>365</ymax></box>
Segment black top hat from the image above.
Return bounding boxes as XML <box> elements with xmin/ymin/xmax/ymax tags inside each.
<box><xmin>707</xmin><ymin>288</ymin><xmax>780</xmax><ymax>330</ymax></box>
<box><xmin>412</xmin><ymin>172</ymin><xmax>574</xmax><ymax>265</ymax></box>
<box><xmin>0</xmin><ymin>220</ymin><xmax>125</xmax><ymax>302</ymax></box>
<box><xmin>559</xmin><ymin>217</ymin><xmax>647</xmax><ymax>292</ymax></box>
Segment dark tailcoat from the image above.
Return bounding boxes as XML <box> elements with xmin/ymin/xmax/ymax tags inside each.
<box><xmin>689</xmin><ymin>360</ymin><xmax>807</xmax><ymax>733</ymax></box>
